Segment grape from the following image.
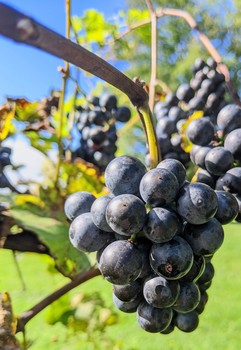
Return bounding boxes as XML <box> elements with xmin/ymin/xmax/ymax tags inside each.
<box><xmin>104</xmin><ymin>155</ymin><xmax>147</xmax><ymax>196</ymax></box>
<box><xmin>186</xmin><ymin>117</ymin><xmax>215</xmax><ymax>146</ymax></box>
<box><xmin>143</xmin><ymin>207</ymin><xmax>180</xmax><ymax>243</ymax></box>
<box><xmin>105</xmin><ymin>194</ymin><xmax>146</xmax><ymax>236</ymax></box>
<box><xmin>195</xmin><ymin>291</ymin><xmax>208</xmax><ymax>314</ymax></box>
<box><xmin>173</xmin><ymin>282</ymin><xmax>200</xmax><ymax>313</ymax></box>
<box><xmin>90</xmin><ymin>194</ymin><xmax>114</xmax><ymax>232</ymax></box>
<box><xmin>113</xmin><ymin>280</ymin><xmax>143</xmax><ymax>302</ymax></box>
<box><xmin>150</xmin><ymin>236</ymin><xmax>193</xmax><ymax>280</ymax></box>
<box><xmin>216</xmin><ymin>167</ymin><xmax>241</xmax><ymax>194</ymax></box>
<box><xmin>143</xmin><ymin>276</ymin><xmax>180</xmax><ymax>308</ymax></box>
<box><xmin>136</xmin><ymin>301</ymin><xmax>173</xmax><ymax>333</ymax></box>
<box><xmin>182</xmin><ymin>218</ymin><xmax>224</xmax><ymax>256</ymax></box>
<box><xmin>157</xmin><ymin>159</ymin><xmax>186</xmax><ymax>187</ymax></box>
<box><xmin>115</xmin><ymin>106</ymin><xmax>131</xmax><ymax>122</ymax></box>
<box><xmin>195</xmin><ymin>169</ymin><xmax>217</xmax><ymax>189</ymax></box>
<box><xmin>224</xmin><ymin>128</ymin><xmax>241</xmax><ymax>162</ymax></box>
<box><xmin>99</xmin><ymin>93</ymin><xmax>117</xmax><ymax>111</ymax></box>
<box><xmin>197</xmin><ymin>262</ymin><xmax>215</xmax><ymax>285</ymax></box>
<box><xmin>64</xmin><ymin>191</ymin><xmax>96</xmax><ymax>221</ymax></box>
<box><xmin>113</xmin><ymin>293</ymin><xmax>143</xmax><ymax>313</ymax></box>
<box><xmin>176</xmin><ymin>83</ymin><xmax>194</xmax><ymax>102</ymax></box>
<box><xmin>180</xmin><ymin>255</ymin><xmax>206</xmax><ymax>283</ymax></box>
<box><xmin>205</xmin><ymin>147</ymin><xmax>234</xmax><ymax>176</ymax></box>
<box><xmin>156</xmin><ymin>117</ymin><xmax>176</xmax><ymax>136</ymax></box>
<box><xmin>98</xmin><ymin>240</ymin><xmax>143</xmax><ymax>285</ymax></box>
<box><xmin>140</xmin><ymin>168</ymin><xmax>179</xmax><ymax>207</ymax></box>
<box><xmin>214</xmin><ymin>190</ymin><xmax>239</xmax><ymax>224</ymax></box>
<box><xmin>176</xmin><ymin>182</ymin><xmax>218</xmax><ymax>224</ymax></box>
<box><xmin>217</xmin><ymin>104</ymin><xmax>241</xmax><ymax>136</ymax></box>
<box><xmin>174</xmin><ymin>311</ymin><xmax>199</xmax><ymax>332</ymax></box>
<box><xmin>193</xmin><ymin>146</ymin><xmax>212</xmax><ymax>169</ymax></box>
<box><xmin>69</xmin><ymin>213</ymin><xmax>112</xmax><ymax>252</ymax></box>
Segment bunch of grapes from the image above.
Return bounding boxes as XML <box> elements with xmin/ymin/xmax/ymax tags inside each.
<box><xmin>72</xmin><ymin>94</ymin><xmax>131</xmax><ymax>170</ymax></box>
<box><xmin>152</xmin><ymin>57</ymin><xmax>228</xmax><ymax>167</ymax></box>
<box><xmin>188</xmin><ymin>103</ymin><xmax>241</xmax><ymax>222</ymax></box>
<box><xmin>64</xmin><ymin>155</ymin><xmax>239</xmax><ymax>333</ymax></box>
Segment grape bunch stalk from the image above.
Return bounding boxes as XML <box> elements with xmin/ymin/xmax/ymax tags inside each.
<box><xmin>72</xmin><ymin>94</ymin><xmax>131</xmax><ymax>170</ymax></box>
<box><xmin>64</xmin><ymin>155</ymin><xmax>239</xmax><ymax>334</ymax></box>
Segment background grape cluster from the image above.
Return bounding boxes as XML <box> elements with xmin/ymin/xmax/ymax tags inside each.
<box><xmin>152</xmin><ymin>57</ymin><xmax>228</xmax><ymax>167</ymax></box>
<box><xmin>64</xmin><ymin>155</ymin><xmax>240</xmax><ymax>334</ymax></box>
<box><xmin>72</xmin><ymin>94</ymin><xmax>131</xmax><ymax>170</ymax></box>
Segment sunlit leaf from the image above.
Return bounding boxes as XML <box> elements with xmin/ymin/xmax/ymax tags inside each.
<box><xmin>9</xmin><ymin>207</ymin><xmax>90</xmax><ymax>277</ymax></box>
<box><xmin>0</xmin><ymin>103</ymin><xmax>15</xmax><ymax>140</ymax></box>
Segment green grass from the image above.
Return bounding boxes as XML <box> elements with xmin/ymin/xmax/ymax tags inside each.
<box><xmin>1</xmin><ymin>222</ymin><xmax>241</xmax><ymax>350</ymax></box>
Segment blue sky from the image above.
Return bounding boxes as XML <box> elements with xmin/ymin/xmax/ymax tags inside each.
<box><xmin>0</xmin><ymin>0</ymin><xmax>126</xmax><ymax>104</ymax></box>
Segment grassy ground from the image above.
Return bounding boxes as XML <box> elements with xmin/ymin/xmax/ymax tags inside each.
<box><xmin>1</xmin><ymin>221</ymin><xmax>241</xmax><ymax>350</ymax></box>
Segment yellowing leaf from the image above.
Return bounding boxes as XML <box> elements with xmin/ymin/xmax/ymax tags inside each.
<box><xmin>0</xmin><ymin>104</ymin><xmax>15</xmax><ymax>140</ymax></box>
<box><xmin>15</xmin><ymin>194</ymin><xmax>46</xmax><ymax>209</ymax></box>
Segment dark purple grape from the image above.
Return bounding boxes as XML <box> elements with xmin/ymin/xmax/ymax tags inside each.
<box><xmin>143</xmin><ymin>207</ymin><xmax>180</xmax><ymax>243</ymax></box>
<box><xmin>195</xmin><ymin>169</ymin><xmax>217</xmax><ymax>189</ymax></box>
<box><xmin>90</xmin><ymin>194</ymin><xmax>114</xmax><ymax>232</ymax></box>
<box><xmin>113</xmin><ymin>293</ymin><xmax>143</xmax><ymax>313</ymax></box>
<box><xmin>176</xmin><ymin>182</ymin><xmax>218</xmax><ymax>224</ymax></box>
<box><xmin>192</xmin><ymin>58</ymin><xmax>207</xmax><ymax>73</ymax></box>
<box><xmin>136</xmin><ymin>301</ymin><xmax>173</xmax><ymax>333</ymax></box>
<box><xmin>99</xmin><ymin>240</ymin><xmax>143</xmax><ymax>285</ymax></box>
<box><xmin>69</xmin><ymin>213</ymin><xmax>112</xmax><ymax>252</ymax></box>
<box><xmin>165</xmin><ymin>92</ymin><xmax>179</xmax><ymax>107</ymax></box>
<box><xmin>64</xmin><ymin>191</ymin><xmax>96</xmax><ymax>221</ymax></box>
<box><xmin>180</xmin><ymin>255</ymin><xmax>206</xmax><ymax>283</ymax></box>
<box><xmin>217</xmin><ymin>104</ymin><xmax>241</xmax><ymax>136</ymax></box>
<box><xmin>224</xmin><ymin>128</ymin><xmax>241</xmax><ymax>162</ymax></box>
<box><xmin>173</xmin><ymin>282</ymin><xmax>200</xmax><ymax>313</ymax></box>
<box><xmin>186</xmin><ymin>117</ymin><xmax>215</xmax><ymax>146</ymax></box>
<box><xmin>115</xmin><ymin>106</ymin><xmax>131</xmax><ymax>123</ymax></box>
<box><xmin>197</xmin><ymin>262</ymin><xmax>215</xmax><ymax>284</ymax></box>
<box><xmin>156</xmin><ymin>117</ymin><xmax>176</xmax><ymax>136</ymax></box>
<box><xmin>168</xmin><ymin>106</ymin><xmax>186</xmax><ymax>122</ymax></box>
<box><xmin>194</xmin><ymin>146</ymin><xmax>212</xmax><ymax>169</ymax></box>
<box><xmin>140</xmin><ymin>168</ymin><xmax>179</xmax><ymax>207</ymax></box>
<box><xmin>174</xmin><ymin>311</ymin><xmax>199</xmax><ymax>332</ymax></box>
<box><xmin>113</xmin><ymin>279</ymin><xmax>143</xmax><ymax>302</ymax></box>
<box><xmin>195</xmin><ymin>291</ymin><xmax>208</xmax><ymax>314</ymax></box>
<box><xmin>150</xmin><ymin>236</ymin><xmax>193</xmax><ymax>280</ymax></box>
<box><xmin>157</xmin><ymin>159</ymin><xmax>186</xmax><ymax>187</ymax></box>
<box><xmin>105</xmin><ymin>194</ymin><xmax>146</xmax><ymax>236</ymax></box>
<box><xmin>216</xmin><ymin>167</ymin><xmax>241</xmax><ymax>194</ymax></box>
<box><xmin>214</xmin><ymin>190</ymin><xmax>239</xmax><ymax>224</ymax></box>
<box><xmin>176</xmin><ymin>84</ymin><xmax>194</xmax><ymax>102</ymax></box>
<box><xmin>104</xmin><ymin>155</ymin><xmax>147</xmax><ymax>196</ymax></box>
<box><xmin>143</xmin><ymin>276</ymin><xmax>180</xmax><ymax>308</ymax></box>
<box><xmin>99</xmin><ymin>93</ymin><xmax>117</xmax><ymax>111</ymax></box>
<box><xmin>182</xmin><ymin>218</ymin><xmax>224</xmax><ymax>256</ymax></box>
<box><xmin>205</xmin><ymin>147</ymin><xmax>234</xmax><ymax>176</ymax></box>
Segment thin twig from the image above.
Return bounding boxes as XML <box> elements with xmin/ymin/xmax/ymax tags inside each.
<box><xmin>54</xmin><ymin>0</ymin><xmax>71</xmax><ymax>186</ymax></box>
<box><xmin>145</xmin><ymin>0</ymin><xmax>157</xmax><ymax>112</ymax></box>
<box><xmin>16</xmin><ymin>266</ymin><xmax>101</xmax><ymax>333</ymax></box>
<box><xmin>12</xmin><ymin>251</ymin><xmax>26</xmax><ymax>291</ymax></box>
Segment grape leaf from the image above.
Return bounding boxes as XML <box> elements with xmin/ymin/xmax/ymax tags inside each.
<box><xmin>9</xmin><ymin>207</ymin><xmax>90</xmax><ymax>278</ymax></box>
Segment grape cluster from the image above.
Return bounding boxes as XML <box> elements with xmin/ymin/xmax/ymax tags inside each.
<box><xmin>0</xmin><ymin>147</ymin><xmax>12</xmax><ymax>190</ymax></box>
<box><xmin>64</xmin><ymin>155</ymin><xmax>238</xmax><ymax>334</ymax></box>
<box><xmin>153</xmin><ymin>57</ymin><xmax>227</xmax><ymax>167</ymax></box>
<box><xmin>72</xmin><ymin>94</ymin><xmax>131</xmax><ymax>170</ymax></box>
<box><xmin>188</xmin><ymin>103</ymin><xmax>241</xmax><ymax>222</ymax></box>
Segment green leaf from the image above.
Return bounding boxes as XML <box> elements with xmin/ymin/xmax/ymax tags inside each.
<box><xmin>9</xmin><ymin>207</ymin><xmax>90</xmax><ymax>278</ymax></box>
